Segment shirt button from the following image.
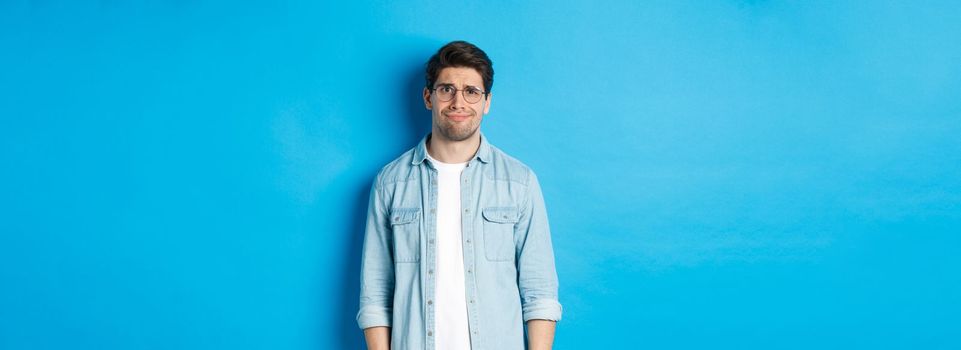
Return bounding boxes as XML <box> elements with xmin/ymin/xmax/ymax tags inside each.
<box><xmin>466</xmin><ymin>239</ymin><xmax>471</xmax><ymax>243</ymax></box>
<box><xmin>428</xmin><ymin>269</ymin><xmax>433</xmax><ymax>274</ymax></box>
<box><xmin>470</xmin><ymin>300</ymin><xmax>474</xmax><ymax>303</ymax></box>
<box><xmin>465</xmin><ymin>208</ymin><xmax>469</xmax><ymax>213</ymax></box>
<box><xmin>393</xmin><ymin>216</ymin><xmax>399</xmax><ymax>221</ymax></box>
<box><xmin>428</xmin><ymin>331</ymin><xmax>433</xmax><ymax>336</ymax></box>
<box><xmin>467</xmin><ymin>269</ymin><xmax>472</xmax><ymax>274</ymax></box>
<box><xmin>429</xmin><ymin>239</ymin><xmax>434</xmax><ymax>244</ymax></box>
<box><xmin>427</xmin><ymin>300</ymin><xmax>433</xmax><ymax>305</ymax></box>
<box><xmin>431</xmin><ymin>208</ymin><xmax>436</xmax><ymax>214</ymax></box>
<box><xmin>503</xmin><ymin>215</ymin><xmax>508</xmax><ymax>219</ymax></box>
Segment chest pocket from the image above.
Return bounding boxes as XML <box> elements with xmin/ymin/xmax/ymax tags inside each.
<box><xmin>482</xmin><ymin>207</ymin><xmax>520</xmax><ymax>262</ymax></box>
<box><xmin>390</xmin><ymin>207</ymin><xmax>421</xmax><ymax>263</ymax></box>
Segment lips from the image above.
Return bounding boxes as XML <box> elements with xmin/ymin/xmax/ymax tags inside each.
<box><xmin>446</xmin><ymin>114</ymin><xmax>470</xmax><ymax>122</ymax></box>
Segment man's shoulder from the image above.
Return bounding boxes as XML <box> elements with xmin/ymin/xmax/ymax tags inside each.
<box><xmin>485</xmin><ymin>143</ymin><xmax>537</xmax><ymax>186</ymax></box>
<box><xmin>373</xmin><ymin>147</ymin><xmax>418</xmax><ymax>188</ymax></box>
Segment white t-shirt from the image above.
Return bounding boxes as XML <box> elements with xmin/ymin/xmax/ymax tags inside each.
<box><xmin>426</xmin><ymin>151</ymin><xmax>472</xmax><ymax>350</ymax></box>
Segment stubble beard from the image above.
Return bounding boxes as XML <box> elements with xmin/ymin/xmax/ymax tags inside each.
<box><xmin>436</xmin><ymin>113</ymin><xmax>480</xmax><ymax>142</ymax></box>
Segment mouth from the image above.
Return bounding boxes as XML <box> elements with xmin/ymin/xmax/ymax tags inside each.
<box><xmin>445</xmin><ymin>113</ymin><xmax>471</xmax><ymax>122</ymax></box>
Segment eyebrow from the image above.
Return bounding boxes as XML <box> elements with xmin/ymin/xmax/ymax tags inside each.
<box><xmin>435</xmin><ymin>82</ymin><xmax>483</xmax><ymax>90</ymax></box>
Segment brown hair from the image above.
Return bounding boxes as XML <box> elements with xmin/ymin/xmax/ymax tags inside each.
<box><xmin>425</xmin><ymin>40</ymin><xmax>494</xmax><ymax>94</ymax></box>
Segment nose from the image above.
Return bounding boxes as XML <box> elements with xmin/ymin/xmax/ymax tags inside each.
<box><xmin>449</xmin><ymin>90</ymin><xmax>466</xmax><ymax>109</ymax></box>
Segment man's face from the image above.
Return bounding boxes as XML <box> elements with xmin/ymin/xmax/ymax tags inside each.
<box><xmin>423</xmin><ymin>67</ymin><xmax>492</xmax><ymax>142</ymax></box>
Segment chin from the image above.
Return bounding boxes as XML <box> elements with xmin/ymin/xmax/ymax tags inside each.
<box><xmin>442</xmin><ymin>126</ymin><xmax>477</xmax><ymax>142</ymax></box>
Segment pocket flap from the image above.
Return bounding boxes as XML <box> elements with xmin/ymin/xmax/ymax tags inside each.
<box><xmin>390</xmin><ymin>208</ymin><xmax>421</xmax><ymax>225</ymax></box>
<box><xmin>482</xmin><ymin>207</ymin><xmax>520</xmax><ymax>224</ymax></box>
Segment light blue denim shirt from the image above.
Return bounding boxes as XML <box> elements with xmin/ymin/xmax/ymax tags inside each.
<box><xmin>357</xmin><ymin>132</ymin><xmax>562</xmax><ymax>350</ymax></box>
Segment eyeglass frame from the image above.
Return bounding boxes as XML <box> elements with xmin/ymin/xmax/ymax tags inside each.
<box><xmin>428</xmin><ymin>83</ymin><xmax>490</xmax><ymax>103</ymax></box>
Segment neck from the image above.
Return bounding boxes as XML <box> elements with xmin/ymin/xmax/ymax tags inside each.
<box><xmin>427</xmin><ymin>131</ymin><xmax>480</xmax><ymax>164</ymax></box>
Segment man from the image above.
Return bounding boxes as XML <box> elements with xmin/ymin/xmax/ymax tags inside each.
<box><xmin>357</xmin><ymin>41</ymin><xmax>562</xmax><ymax>350</ymax></box>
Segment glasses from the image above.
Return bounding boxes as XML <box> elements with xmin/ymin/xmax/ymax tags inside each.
<box><xmin>430</xmin><ymin>84</ymin><xmax>488</xmax><ymax>104</ymax></box>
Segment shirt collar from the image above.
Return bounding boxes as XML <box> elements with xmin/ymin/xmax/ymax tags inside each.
<box><xmin>412</xmin><ymin>132</ymin><xmax>492</xmax><ymax>166</ymax></box>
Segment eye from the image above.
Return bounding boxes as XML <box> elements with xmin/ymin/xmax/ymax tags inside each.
<box><xmin>466</xmin><ymin>87</ymin><xmax>482</xmax><ymax>96</ymax></box>
<box><xmin>439</xmin><ymin>86</ymin><xmax>454</xmax><ymax>93</ymax></box>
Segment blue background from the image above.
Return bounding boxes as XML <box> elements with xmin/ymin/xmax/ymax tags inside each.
<box><xmin>2</xmin><ymin>1</ymin><xmax>960</xmax><ymax>349</ymax></box>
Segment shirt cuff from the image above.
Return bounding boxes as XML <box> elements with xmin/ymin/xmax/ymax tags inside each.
<box><xmin>522</xmin><ymin>299</ymin><xmax>563</xmax><ymax>322</ymax></box>
<box><xmin>356</xmin><ymin>306</ymin><xmax>392</xmax><ymax>329</ymax></box>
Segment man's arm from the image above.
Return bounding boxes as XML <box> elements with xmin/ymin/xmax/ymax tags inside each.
<box><xmin>527</xmin><ymin>319</ymin><xmax>556</xmax><ymax>350</ymax></box>
<box><xmin>515</xmin><ymin>171</ymin><xmax>563</xmax><ymax>346</ymax></box>
<box><xmin>356</xmin><ymin>179</ymin><xmax>395</xmax><ymax>345</ymax></box>
<box><xmin>363</xmin><ymin>326</ymin><xmax>391</xmax><ymax>350</ymax></box>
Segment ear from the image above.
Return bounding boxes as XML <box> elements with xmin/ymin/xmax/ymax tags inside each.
<box><xmin>483</xmin><ymin>93</ymin><xmax>492</xmax><ymax>115</ymax></box>
<box><xmin>423</xmin><ymin>87</ymin><xmax>432</xmax><ymax>110</ymax></box>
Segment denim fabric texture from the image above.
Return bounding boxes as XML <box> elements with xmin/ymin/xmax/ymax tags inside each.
<box><xmin>357</xmin><ymin>132</ymin><xmax>562</xmax><ymax>350</ymax></box>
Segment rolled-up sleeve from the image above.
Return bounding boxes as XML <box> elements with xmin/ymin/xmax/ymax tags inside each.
<box><xmin>515</xmin><ymin>170</ymin><xmax>563</xmax><ymax>322</ymax></box>
<box><xmin>356</xmin><ymin>177</ymin><xmax>395</xmax><ymax>329</ymax></box>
